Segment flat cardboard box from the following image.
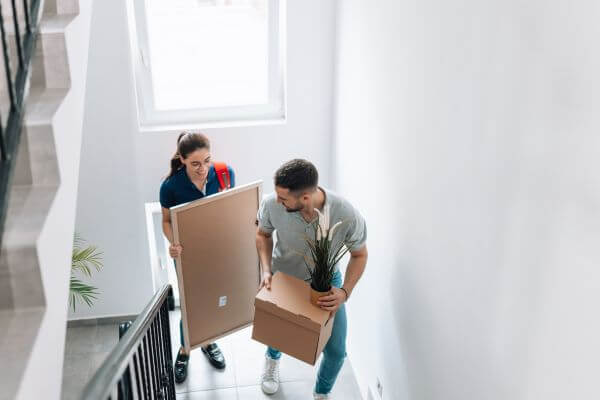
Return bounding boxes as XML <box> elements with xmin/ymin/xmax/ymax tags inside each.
<box><xmin>252</xmin><ymin>272</ymin><xmax>335</xmax><ymax>365</ymax></box>
<box><xmin>171</xmin><ymin>181</ymin><xmax>262</xmax><ymax>352</ymax></box>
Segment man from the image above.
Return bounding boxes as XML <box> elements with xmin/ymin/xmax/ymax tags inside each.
<box><xmin>255</xmin><ymin>159</ymin><xmax>368</xmax><ymax>399</ymax></box>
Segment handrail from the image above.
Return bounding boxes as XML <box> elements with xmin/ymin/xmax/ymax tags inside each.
<box><xmin>81</xmin><ymin>284</ymin><xmax>176</xmax><ymax>400</ymax></box>
<box><xmin>0</xmin><ymin>0</ymin><xmax>42</xmax><ymax>250</ymax></box>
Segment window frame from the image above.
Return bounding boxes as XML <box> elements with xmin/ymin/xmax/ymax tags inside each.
<box><xmin>127</xmin><ymin>0</ymin><xmax>286</xmax><ymax>131</ymax></box>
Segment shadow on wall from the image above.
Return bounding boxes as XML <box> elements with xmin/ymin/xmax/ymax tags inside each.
<box><xmin>387</xmin><ymin>195</ymin><xmax>558</xmax><ymax>400</ymax></box>
<box><xmin>390</xmin><ymin>241</ymin><xmax>423</xmax><ymax>400</ymax></box>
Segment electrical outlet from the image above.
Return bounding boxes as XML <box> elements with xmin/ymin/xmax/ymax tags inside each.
<box><xmin>376</xmin><ymin>377</ymin><xmax>383</xmax><ymax>398</ymax></box>
<box><xmin>368</xmin><ymin>378</ymin><xmax>383</xmax><ymax>400</ymax></box>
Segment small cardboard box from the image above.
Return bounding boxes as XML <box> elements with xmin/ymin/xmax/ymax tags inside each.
<box><xmin>251</xmin><ymin>272</ymin><xmax>335</xmax><ymax>365</ymax></box>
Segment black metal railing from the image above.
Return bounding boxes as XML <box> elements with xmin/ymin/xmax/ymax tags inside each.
<box><xmin>81</xmin><ymin>284</ymin><xmax>176</xmax><ymax>400</ymax></box>
<box><xmin>0</xmin><ymin>0</ymin><xmax>41</xmax><ymax>249</ymax></box>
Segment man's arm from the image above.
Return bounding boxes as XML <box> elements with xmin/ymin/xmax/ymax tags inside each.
<box><xmin>341</xmin><ymin>245</ymin><xmax>368</xmax><ymax>298</ymax></box>
<box><xmin>256</xmin><ymin>228</ymin><xmax>274</xmax><ymax>289</ymax></box>
<box><xmin>318</xmin><ymin>245</ymin><xmax>368</xmax><ymax>312</ymax></box>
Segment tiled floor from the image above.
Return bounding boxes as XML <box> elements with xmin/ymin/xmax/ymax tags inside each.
<box><xmin>61</xmin><ymin>309</ymin><xmax>362</xmax><ymax>399</ymax></box>
<box><xmin>61</xmin><ymin>322</ymin><xmax>120</xmax><ymax>400</ymax></box>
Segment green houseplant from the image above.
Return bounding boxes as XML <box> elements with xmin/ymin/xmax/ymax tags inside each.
<box><xmin>304</xmin><ymin>205</ymin><xmax>351</xmax><ymax>306</ymax></box>
<box><xmin>69</xmin><ymin>234</ymin><xmax>103</xmax><ymax>312</ymax></box>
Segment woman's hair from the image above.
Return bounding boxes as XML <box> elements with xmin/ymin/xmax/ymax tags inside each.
<box><xmin>167</xmin><ymin>132</ymin><xmax>211</xmax><ymax>178</ymax></box>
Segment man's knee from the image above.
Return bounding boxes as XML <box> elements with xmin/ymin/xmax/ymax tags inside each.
<box><xmin>323</xmin><ymin>339</ymin><xmax>346</xmax><ymax>361</ymax></box>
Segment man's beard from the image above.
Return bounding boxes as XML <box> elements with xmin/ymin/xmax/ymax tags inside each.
<box><xmin>284</xmin><ymin>205</ymin><xmax>303</xmax><ymax>213</ymax></box>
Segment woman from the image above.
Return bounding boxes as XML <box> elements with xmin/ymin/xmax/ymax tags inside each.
<box><xmin>160</xmin><ymin>132</ymin><xmax>235</xmax><ymax>384</ymax></box>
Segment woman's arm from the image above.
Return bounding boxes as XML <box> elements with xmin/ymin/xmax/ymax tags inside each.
<box><xmin>162</xmin><ymin>207</ymin><xmax>181</xmax><ymax>258</ymax></box>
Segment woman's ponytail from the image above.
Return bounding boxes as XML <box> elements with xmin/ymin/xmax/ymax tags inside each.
<box><xmin>168</xmin><ymin>152</ymin><xmax>183</xmax><ymax>178</ymax></box>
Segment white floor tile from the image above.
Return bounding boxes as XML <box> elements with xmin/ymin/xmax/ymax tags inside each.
<box><xmin>95</xmin><ymin>323</ymin><xmax>119</xmax><ymax>353</ymax></box>
<box><xmin>232</xmin><ymin>326</ymin><xmax>317</xmax><ymax>387</ymax></box>
<box><xmin>174</xmin><ymin>348</ymin><xmax>237</xmax><ymax>393</ymax></box>
<box><xmin>169</xmin><ymin>310</ymin><xmax>237</xmax><ymax>393</ymax></box>
<box><xmin>278</xmin><ymin>353</ymin><xmax>319</xmax><ymax>383</ymax></box>
<box><xmin>330</xmin><ymin>363</ymin><xmax>362</xmax><ymax>400</ymax></box>
<box><xmin>166</xmin><ymin>309</ymin><xmax>362</xmax><ymax>399</ymax></box>
<box><xmin>177</xmin><ymin>387</ymin><xmax>238</xmax><ymax>400</ymax></box>
<box><xmin>66</xmin><ymin>325</ymin><xmax>97</xmax><ymax>355</ymax></box>
<box><xmin>236</xmin><ymin>381</ymin><xmax>314</xmax><ymax>400</ymax></box>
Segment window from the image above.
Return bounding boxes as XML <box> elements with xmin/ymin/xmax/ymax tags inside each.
<box><xmin>128</xmin><ymin>0</ymin><xmax>286</xmax><ymax>130</ymax></box>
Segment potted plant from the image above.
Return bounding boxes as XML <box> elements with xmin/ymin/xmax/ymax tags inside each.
<box><xmin>304</xmin><ymin>205</ymin><xmax>351</xmax><ymax>306</ymax></box>
<box><xmin>69</xmin><ymin>234</ymin><xmax>103</xmax><ymax>312</ymax></box>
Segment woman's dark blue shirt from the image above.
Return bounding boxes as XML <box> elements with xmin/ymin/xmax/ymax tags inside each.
<box><xmin>160</xmin><ymin>164</ymin><xmax>236</xmax><ymax>209</ymax></box>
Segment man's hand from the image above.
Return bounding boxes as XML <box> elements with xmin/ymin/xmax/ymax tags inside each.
<box><xmin>169</xmin><ymin>243</ymin><xmax>182</xmax><ymax>259</ymax></box>
<box><xmin>317</xmin><ymin>287</ymin><xmax>347</xmax><ymax>312</ymax></box>
<box><xmin>260</xmin><ymin>271</ymin><xmax>273</xmax><ymax>290</ymax></box>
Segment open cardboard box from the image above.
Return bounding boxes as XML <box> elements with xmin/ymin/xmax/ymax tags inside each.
<box><xmin>252</xmin><ymin>271</ymin><xmax>335</xmax><ymax>365</ymax></box>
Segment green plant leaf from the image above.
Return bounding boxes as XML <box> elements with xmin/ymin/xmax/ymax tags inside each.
<box><xmin>69</xmin><ymin>276</ymin><xmax>100</xmax><ymax>312</ymax></box>
<box><xmin>72</xmin><ymin>245</ymin><xmax>103</xmax><ymax>277</ymax></box>
<box><xmin>69</xmin><ymin>234</ymin><xmax>103</xmax><ymax>312</ymax></box>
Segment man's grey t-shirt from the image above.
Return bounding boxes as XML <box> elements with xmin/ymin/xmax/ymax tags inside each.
<box><xmin>257</xmin><ymin>187</ymin><xmax>367</xmax><ymax>281</ymax></box>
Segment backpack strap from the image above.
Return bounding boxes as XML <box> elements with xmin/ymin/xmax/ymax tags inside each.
<box><xmin>213</xmin><ymin>161</ymin><xmax>231</xmax><ymax>190</ymax></box>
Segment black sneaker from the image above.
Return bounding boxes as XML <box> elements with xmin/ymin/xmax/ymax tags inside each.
<box><xmin>201</xmin><ymin>343</ymin><xmax>226</xmax><ymax>369</ymax></box>
<box><xmin>174</xmin><ymin>349</ymin><xmax>189</xmax><ymax>383</ymax></box>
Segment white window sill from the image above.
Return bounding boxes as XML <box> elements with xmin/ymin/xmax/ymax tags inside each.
<box><xmin>138</xmin><ymin>117</ymin><xmax>287</xmax><ymax>133</ymax></box>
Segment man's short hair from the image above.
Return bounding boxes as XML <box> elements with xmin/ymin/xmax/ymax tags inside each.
<box><xmin>274</xmin><ymin>159</ymin><xmax>319</xmax><ymax>195</ymax></box>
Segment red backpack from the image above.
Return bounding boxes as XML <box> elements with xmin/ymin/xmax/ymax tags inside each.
<box><xmin>213</xmin><ymin>161</ymin><xmax>231</xmax><ymax>191</ymax></box>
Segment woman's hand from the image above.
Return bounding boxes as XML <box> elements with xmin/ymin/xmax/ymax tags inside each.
<box><xmin>260</xmin><ymin>271</ymin><xmax>273</xmax><ymax>290</ymax></box>
<box><xmin>169</xmin><ymin>243</ymin><xmax>183</xmax><ymax>259</ymax></box>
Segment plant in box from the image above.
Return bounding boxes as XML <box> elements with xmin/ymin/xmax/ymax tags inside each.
<box><xmin>304</xmin><ymin>204</ymin><xmax>352</xmax><ymax>306</ymax></box>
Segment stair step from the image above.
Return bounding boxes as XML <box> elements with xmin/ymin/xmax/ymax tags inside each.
<box><xmin>2</xmin><ymin>185</ymin><xmax>58</xmax><ymax>248</ymax></box>
<box><xmin>0</xmin><ymin>308</ymin><xmax>45</xmax><ymax>400</ymax></box>
<box><xmin>24</xmin><ymin>87</ymin><xmax>69</xmax><ymax>126</ymax></box>
<box><xmin>0</xmin><ymin>0</ymin><xmax>83</xmax><ymax>396</ymax></box>
<box><xmin>39</xmin><ymin>13</ymin><xmax>78</xmax><ymax>33</ymax></box>
<box><xmin>43</xmin><ymin>0</ymin><xmax>80</xmax><ymax>17</ymax></box>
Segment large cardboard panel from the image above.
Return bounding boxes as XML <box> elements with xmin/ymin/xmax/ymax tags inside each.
<box><xmin>171</xmin><ymin>181</ymin><xmax>262</xmax><ymax>352</ymax></box>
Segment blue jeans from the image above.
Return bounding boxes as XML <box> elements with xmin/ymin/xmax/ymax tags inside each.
<box><xmin>266</xmin><ymin>270</ymin><xmax>347</xmax><ymax>395</ymax></box>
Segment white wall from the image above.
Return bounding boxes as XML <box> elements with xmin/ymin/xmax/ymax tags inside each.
<box><xmin>72</xmin><ymin>0</ymin><xmax>337</xmax><ymax>319</ymax></box>
<box><xmin>16</xmin><ymin>1</ymin><xmax>94</xmax><ymax>398</ymax></box>
<box><xmin>334</xmin><ymin>1</ymin><xmax>600</xmax><ymax>399</ymax></box>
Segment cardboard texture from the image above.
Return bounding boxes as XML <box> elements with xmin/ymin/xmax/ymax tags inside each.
<box><xmin>252</xmin><ymin>272</ymin><xmax>335</xmax><ymax>365</ymax></box>
<box><xmin>171</xmin><ymin>181</ymin><xmax>262</xmax><ymax>352</ymax></box>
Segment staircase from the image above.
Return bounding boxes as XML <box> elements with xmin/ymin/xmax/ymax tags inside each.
<box><xmin>0</xmin><ymin>0</ymin><xmax>92</xmax><ymax>399</ymax></box>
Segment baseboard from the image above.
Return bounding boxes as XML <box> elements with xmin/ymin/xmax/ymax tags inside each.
<box><xmin>67</xmin><ymin>314</ymin><xmax>138</xmax><ymax>327</ymax></box>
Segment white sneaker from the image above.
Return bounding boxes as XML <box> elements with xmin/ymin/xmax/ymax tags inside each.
<box><xmin>260</xmin><ymin>355</ymin><xmax>280</xmax><ymax>395</ymax></box>
<box><xmin>313</xmin><ymin>392</ymin><xmax>331</xmax><ymax>399</ymax></box>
